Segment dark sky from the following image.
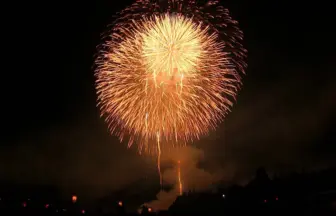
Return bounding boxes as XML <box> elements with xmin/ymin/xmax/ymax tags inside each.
<box><xmin>1</xmin><ymin>0</ymin><xmax>335</xmax><ymax>201</ymax></box>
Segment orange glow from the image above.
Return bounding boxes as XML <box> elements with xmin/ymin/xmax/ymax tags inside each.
<box><xmin>95</xmin><ymin>0</ymin><xmax>246</xmax><ymax>155</ymax></box>
<box><xmin>72</xmin><ymin>195</ymin><xmax>77</xmax><ymax>203</ymax></box>
<box><xmin>118</xmin><ymin>201</ymin><xmax>123</xmax><ymax>206</ymax></box>
<box><xmin>148</xmin><ymin>207</ymin><xmax>152</xmax><ymax>212</ymax></box>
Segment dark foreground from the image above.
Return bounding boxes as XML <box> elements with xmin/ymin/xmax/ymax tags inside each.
<box><xmin>1</xmin><ymin>168</ymin><xmax>335</xmax><ymax>216</ymax></box>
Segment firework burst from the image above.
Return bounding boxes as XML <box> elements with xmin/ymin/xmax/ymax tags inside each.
<box><xmin>95</xmin><ymin>0</ymin><xmax>247</xmax><ymax>154</ymax></box>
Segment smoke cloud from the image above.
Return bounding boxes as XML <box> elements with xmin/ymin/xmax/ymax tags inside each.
<box><xmin>146</xmin><ymin>146</ymin><xmax>223</xmax><ymax>212</ymax></box>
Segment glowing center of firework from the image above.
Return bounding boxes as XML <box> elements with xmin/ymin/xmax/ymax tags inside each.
<box><xmin>142</xmin><ymin>15</ymin><xmax>202</xmax><ymax>86</ymax></box>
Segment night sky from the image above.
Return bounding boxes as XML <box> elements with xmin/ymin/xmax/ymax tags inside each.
<box><xmin>2</xmin><ymin>0</ymin><xmax>335</xmax><ymax>203</ymax></box>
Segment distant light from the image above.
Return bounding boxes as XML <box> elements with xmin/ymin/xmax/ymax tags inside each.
<box><xmin>81</xmin><ymin>209</ymin><xmax>86</xmax><ymax>214</ymax></box>
<box><xmin>148</xmin><ymin>207</ymin><xmax>152</xmax><ymax>212</ymax></box>
<box><xmin>45</xmin><ymin>204</ymin><xmax>50</xmax><ymax>209</ymax></box>
<box><xmin>23</xmin><ymin>202</ymin><xmax>27</xmax><ymax>207</ymax></box>
<box><xmin>222</xmin><ymin>194</ymin><xmax>226</xmax><ymax>198</ymax></box>
<box><xmin>264</xmin><ymin>199</ymin><xmax>267</xmax><ymax>203</ymax></box>
<box><xmin>118</xmin><ymin>201</ymin><xmax>123</xmax><ymax>206</ymax></box>
<box><xmin>72</xmin><ymin>195</ymin><xmax>77</xmax><ymax>203</ymax></box>
<box><xmin>63</xmin><ymin>209</ymin><xmax>67</xmax><ymax>212</ymax></box>
<box><xmin>275</xmin><ymin>197</ymin><xmax>278</xmax><ymax>201</ymax></box>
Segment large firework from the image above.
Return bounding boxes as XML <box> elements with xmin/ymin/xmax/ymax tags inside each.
<box><xmin>95</xmin><ymin>0</ymin><xmax>247</xmax><ymax>154</ymax></box>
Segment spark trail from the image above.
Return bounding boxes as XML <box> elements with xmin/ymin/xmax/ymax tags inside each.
<box><xmin>177</xmin><ymin>160</ymin><xmax>182</xmax><ymax>195</ymax></box>
<box><xmin>157</xmin><ymin>132</ymin><xmax>162</xmax><ymax>187</ymax></box>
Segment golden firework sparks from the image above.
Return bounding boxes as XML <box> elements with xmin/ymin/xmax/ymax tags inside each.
<box><xmin>95</xmin><ymin>0</ymin><xmax>246</xmax><ymax>154</ymax></box>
